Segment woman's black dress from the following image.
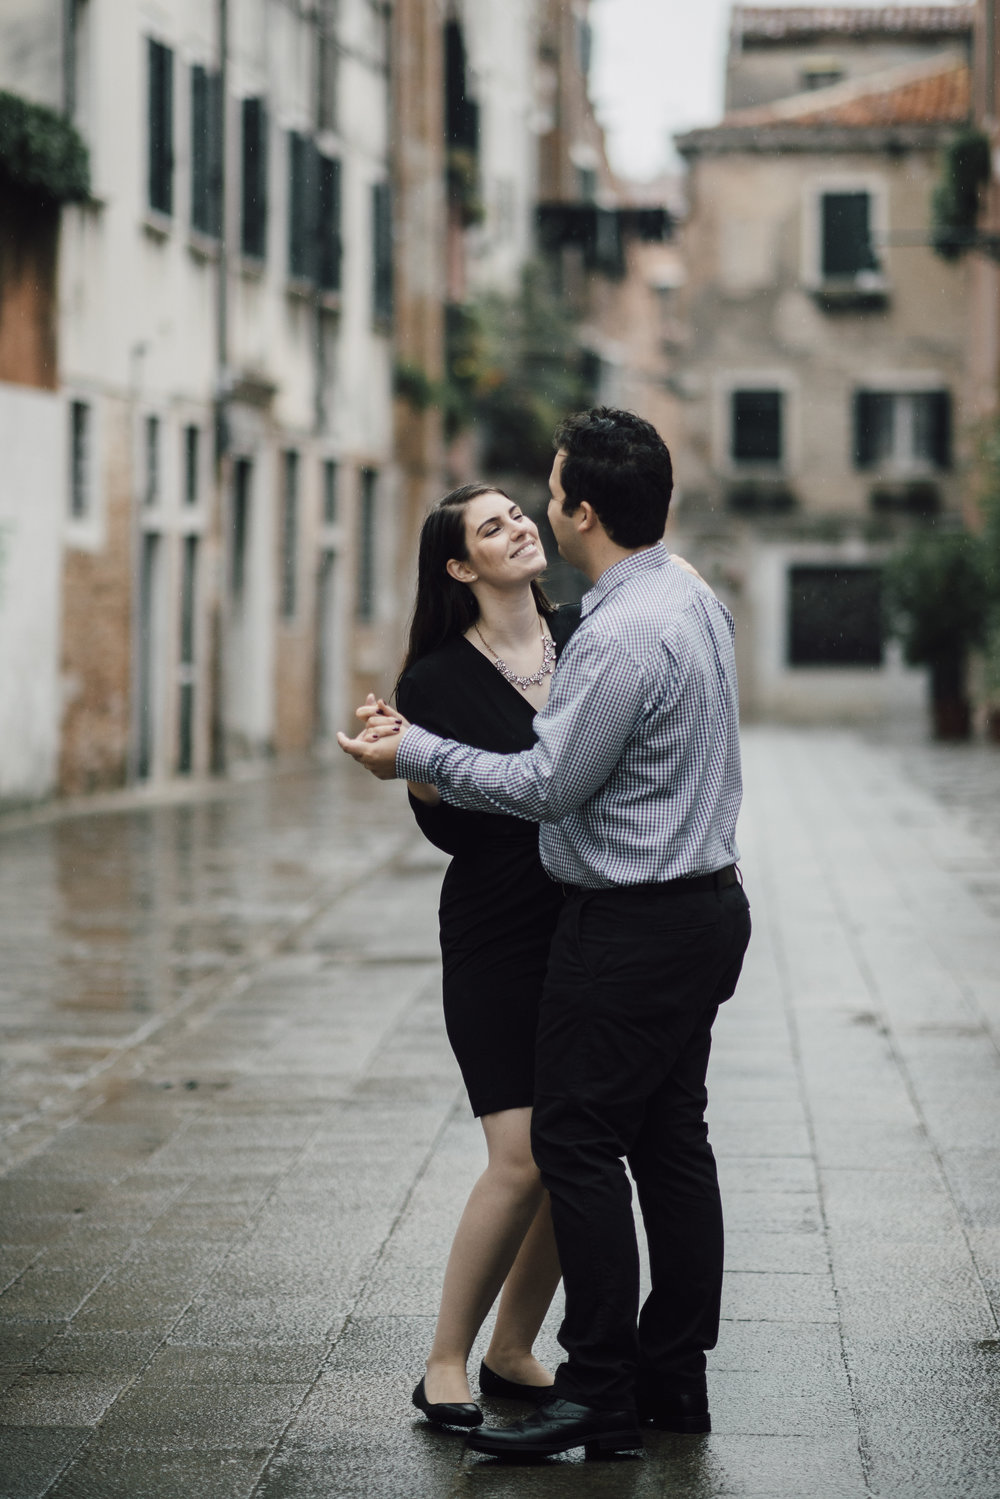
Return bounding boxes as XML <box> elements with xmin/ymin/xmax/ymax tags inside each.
<box><xmin>396</xmin><ymin>606</ymin><xmax>580</xmax><ymax>1118</ymax></box>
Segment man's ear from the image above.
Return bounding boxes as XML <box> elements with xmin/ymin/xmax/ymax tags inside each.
<box><xmin>446</xmin><ymin>557</ymin><xmax>477</xmax><ymax>584</ymax></box>
<box><xmin>575</xmin><ymin>500</ymin><xmax>599</xmax><ymax>534</ymax></box>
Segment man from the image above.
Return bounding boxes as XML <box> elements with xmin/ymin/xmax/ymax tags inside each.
<box><xmin>339</xmin><ymin>408</ymin><xmax>751</xmax><ymax>1459</ymax></box>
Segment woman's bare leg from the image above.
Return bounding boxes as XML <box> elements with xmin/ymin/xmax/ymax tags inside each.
<box><xmin>483</xmin><ymin>1192</ymin><xmax>560</xmax><ymax>1386</ymax></box>
<box><xmin>423</xmin><ymin>1107</ymin><xmax>558</xmax><ymax>1404</ymax></box>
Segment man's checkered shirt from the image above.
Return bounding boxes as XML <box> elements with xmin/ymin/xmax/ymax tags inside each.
<box><xmin>396</xmin><ymin>545</ymin><xmax>743</xmax><ymax>889</ymax></box>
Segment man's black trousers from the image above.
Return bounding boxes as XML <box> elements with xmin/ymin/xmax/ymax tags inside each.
<box><xmin>531</xmin><ymin>878</ymin><xmax>751</xmax><ymax>1411</ymax></box>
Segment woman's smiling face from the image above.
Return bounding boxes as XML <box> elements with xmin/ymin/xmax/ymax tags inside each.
<box><xmin>449</xmin><ymin>491</ymin><xmax>547</xmax><ymax>589</ymax></box>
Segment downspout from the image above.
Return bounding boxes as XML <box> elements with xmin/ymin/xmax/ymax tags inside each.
<box><xmin>210</xmin><ymin>0</ymin><xmax>231</xmax><ymax>772</ymax></box>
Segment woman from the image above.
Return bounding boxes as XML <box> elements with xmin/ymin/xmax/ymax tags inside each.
<box><xmin>359</xmin><ymin>483</ymin><xmax>579</xmax><ymax>1429</ymax></box>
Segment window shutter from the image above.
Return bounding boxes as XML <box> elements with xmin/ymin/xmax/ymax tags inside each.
<box><xmin>317</xmin><ymin>155</ymin><xmax>342</xmax><ymax>292</ymax></box>
<box><xmin>288</xmin><ymin>132</ymin><xmax>315</xmax><ymax>281</ymax></box>
<box><xmin>929</xmin><ymin>391</ymin><xmax>952</xmax><ymax>470</ymax></box>
<box><xmin>372</xmin><ymin>182</ymin><xmax>393</xmax><ymax>324</ymax></box>
<box><xmin>191</xmin><ymin>65</ymin><xmax>209</xmax><ymax>232</ymax></box>
<box><xmin>821</xmin><ymin>193</ymin><xmax>877</xmax><ymax>278</ymax></box>
<box><xmin>853</xmin><ymin>390</ymin><xmax>877</xmax><ymax>468</ymax></box>
<box><xmin>148</xmin><ymin>39</ymin><xmax>174</xmax><ymax>215</ymax></box>
<box><xmin>241</xmin><ymin>99</ymin><xmax>268</xmax><ymax>259</ymax></box>
<box><xmin>208</xmin><ymin>71</ymin><xmax>223</xmax><ymax>238</ymax></box>
<box><xmin>731</xmin><ymin>390</ymin><xmax>783</xmax><ymax>463</ymax></box>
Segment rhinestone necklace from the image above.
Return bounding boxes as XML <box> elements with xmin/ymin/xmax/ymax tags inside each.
<box><xmin>473</xmin><ymin>619</ymin><xmax>556</xmax><ymax>692</ymax></box>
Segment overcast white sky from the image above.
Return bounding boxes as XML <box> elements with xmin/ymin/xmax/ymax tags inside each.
<box><xmin>589</xmin><ymin>0</ymin><xmax>967</xmax><ymax>180</ymax></box>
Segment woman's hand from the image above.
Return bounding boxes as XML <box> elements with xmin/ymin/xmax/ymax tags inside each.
<box><xmin>669</xmin><ymin>554</ymin><xmax>716</xmax><ymax>594</ymax></box>
<box><xmin>338</xmin><ymin>697</ymin><xmax>412</xmax><ymax>779</ymax></box>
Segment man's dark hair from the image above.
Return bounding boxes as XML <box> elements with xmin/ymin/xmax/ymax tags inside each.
<box><xmin>553</xmin><ymin>407</ymin><xmax>673</xmax><ymax>548</ymax></box>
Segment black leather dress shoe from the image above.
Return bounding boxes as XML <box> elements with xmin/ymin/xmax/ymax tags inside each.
<box><xmin>466</xmin><ymin>1397</ymin><xmax>643</xmax><ymax>1460</ymax></box>
<box><xmin>412</xmin><ymin>1377</ymin><xmax>483</xmax><ymax>1428</ymax></box>
<box><xmin>637</xmin><ymin>1387</ymin><xmax>711</xmax><ymax>1434</ymax></box>
<box><xmin>478</xmin><ymin>1360</ymin><xmax>555</xmax><ymax>1404</ymax></box>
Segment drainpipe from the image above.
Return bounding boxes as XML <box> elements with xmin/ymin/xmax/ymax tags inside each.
<box><xmin>210</xmin><ymin>0</ymin><xmax>231</xmax><ymax>772</ymax></box>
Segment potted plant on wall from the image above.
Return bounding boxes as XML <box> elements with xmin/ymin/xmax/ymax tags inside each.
<box><xmin>883</xmin><ymin>526</ymin><xmax>991</xmax><ymax>740</ymax></box>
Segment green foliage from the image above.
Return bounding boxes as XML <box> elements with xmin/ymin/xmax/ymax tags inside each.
<box><xmin>932</xmin><ymin>128</ymin><xmax>991</xmax><ymax>261</ymax></box>
<box><xmin>974</xmin><ymin>420</ymin><xmax>1000</xmax><ymax>693</ymax></box>
<box><xmin>883</xmin><ymin>526</ymin><xmax>991</xmax><ymax>670</ymax></box>
<box><xmin>0</xmin><ymin>91</ymin><xmax>90</xmax><ymax>204</ymax></box>
<box><xmin>446</xmin><ymin>147</ymin><xmax>484</xmax><ymax>228</ymax></box>
<box><xmin>393</xmin><ymin>361</ymin><xmax>440</xmax><ymax>412</ymax></box>
<box><xmin>400</xmin><ymin>267</ymin><xmax>595</xmax><ymax>477</ymax></box>
<box><xmin>443</xmin><ymin>264</ymin><xmax>593</xmax><ymax>476</ymax></box>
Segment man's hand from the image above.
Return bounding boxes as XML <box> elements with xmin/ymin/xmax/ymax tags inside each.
<box><xmin>336</xmin><ymin>696</ymin><xmax>411</xmax><ymax>780</ymax></box>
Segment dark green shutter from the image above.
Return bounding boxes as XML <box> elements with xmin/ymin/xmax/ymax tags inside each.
<box><xmin>372</xmin><ymin>182</ymin><xmax>393</xmax><ymax>324</ymax></box>
<box><xmin>148</xmin><ymin>39</ymin><xmax>174</xmax><ymax>215</ymax></box>
<box><xmin>241</xmin><ymin>99</ymin><xmax>268</xmax><ymax>259</ymax></box>
<box><xmin>731</xmin><ymin>391</ymin><xmax>783</xmax><ymax>463</ymax></box>
<box><xmin>317</xmin><ymin>155</ymin><xmax>342</xmax><ymax>292</ymax></box>
<box><xmin>822</xmin><ymin>193</ymin><xmax>877</xmax><ymax>278</ymax></box>
<box><xmin>929</xmin><ymin>391</ymin><xmax>952</xmax><ymax>470</ymax></box>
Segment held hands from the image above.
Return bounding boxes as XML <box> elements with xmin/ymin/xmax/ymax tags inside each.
<box><xmin>336</xmin><ymin>694</ymin><xmax>411</xmax><ymax>779</ymax></box>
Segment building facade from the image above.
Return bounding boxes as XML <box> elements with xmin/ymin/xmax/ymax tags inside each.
<box><xmin>0</xmin><ymin>0</ymin><xmax>397</xmax><ymax>803</ymax></box>
<box><xmin>672</xmin><ymin>5</ymin><xmax>974</xmax><ymax>722</ymax></box>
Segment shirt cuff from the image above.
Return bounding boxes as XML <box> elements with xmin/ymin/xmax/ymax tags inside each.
<box><xmin>396</xmin><ymin>723</ymin><xmax>444</xmax><ymax>783</ymax></box>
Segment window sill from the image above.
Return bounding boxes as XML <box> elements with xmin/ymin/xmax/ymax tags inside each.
<box><xmin>142</xmin><ymin>211</ymin><xmax>173</xmax><ymax>242</ymax></box>
<box><xmin>808</xmin><ymin>276</ymin><xmax>890</xmax><ymax>312</ymax></box>
<box><xmin>239</xmin><ymin>254</ymin><xmax>267</xmax><ymax>280</ymax></box>
<box><xmin>187</xmin><ymin>230</ymin><xmax>220</xmax><ymax>262</ymax></box>
<box><xmin>286</xmin><ymin>277</ymin><xmax>317</xmax><ymax>301</ymax></box>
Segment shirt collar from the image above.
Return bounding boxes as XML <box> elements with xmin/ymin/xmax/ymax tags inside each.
<box><xmin>580</xmin><ymin>543</ymin><xmax>669</xmax><ymax>619</ymax></box>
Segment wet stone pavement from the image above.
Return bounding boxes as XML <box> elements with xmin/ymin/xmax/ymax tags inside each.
<box><xmin>0</xmin><ymin>728</ymin><xmax>998</xmax><ymax>1499</ymax></box>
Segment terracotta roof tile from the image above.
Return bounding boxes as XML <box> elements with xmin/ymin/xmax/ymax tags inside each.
<box><xmin>724</xmin><ymin>57</ymin><xmax>970</xmax><ymax>128</ymax></box>
<box><xmin>734</xmin><ymin>6</ymin><xmax>974</xmax><ymax>41</ymax></box>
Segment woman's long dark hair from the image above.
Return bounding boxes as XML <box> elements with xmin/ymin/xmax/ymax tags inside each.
<box><xmin>396</xmin><ymin>482</ymin><xmax>553</xmax><ymax>690</ymax></box>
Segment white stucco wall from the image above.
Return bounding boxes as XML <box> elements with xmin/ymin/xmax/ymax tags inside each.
<box><xmin>0</xmin><ymin>385</ymin><xmax>64</xmax><ymax>802</ymax></box>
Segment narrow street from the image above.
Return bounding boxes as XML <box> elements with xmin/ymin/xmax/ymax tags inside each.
<box><xmin>1</xmin><ymin>728</ymin><xmax>998</xmax><ymax>1499</ymax></box>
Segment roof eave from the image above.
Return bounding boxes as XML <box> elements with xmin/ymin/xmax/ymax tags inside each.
<box><xmin>675</xmin><ymin>121</ymin><xmax>966</xmax><ymax>156</ymax></box>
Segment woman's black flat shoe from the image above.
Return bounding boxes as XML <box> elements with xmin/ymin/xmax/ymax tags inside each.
<box><xmin>412</xmin><ymin>1376</ymin><xmax>483</xmax><ymax>1428</ymax></box>
<box><xmin>479</xmin><ymin>1360</ymin><xmax>555</xmax><ymax>1404</ymax></box>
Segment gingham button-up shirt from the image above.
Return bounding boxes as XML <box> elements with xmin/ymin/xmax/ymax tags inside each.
<box><xmin>396</xmin><ymin>545</ymin><xmax>743</xmax><ymax>889</ymax></box>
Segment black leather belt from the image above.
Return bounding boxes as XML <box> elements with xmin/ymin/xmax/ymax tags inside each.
<box><xmin>561</xmin><ymin>865</ymin><xmax>739</xmax><ymax>898</ymax></box>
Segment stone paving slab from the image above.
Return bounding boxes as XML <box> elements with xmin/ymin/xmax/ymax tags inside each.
<box><xmin>0</xmin><ymin>736</ymin><xmax>998</xmax><ymax>1497</ymax></box>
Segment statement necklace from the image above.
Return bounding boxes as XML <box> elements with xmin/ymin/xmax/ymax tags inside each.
<box><xmin>473</xmin><ymin>619</ymin><xmax>556</xmax><ymax>692</ymax></box>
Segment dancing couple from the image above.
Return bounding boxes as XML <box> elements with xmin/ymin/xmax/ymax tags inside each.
<box><xmin>339</xmin><ymin>407</ymin><xmax>751</xmax><ymax>1460</ymax></box>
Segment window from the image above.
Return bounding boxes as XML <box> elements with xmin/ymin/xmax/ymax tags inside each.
<box><xmin>853</xmin><ymin>390</ymin><xmax>951</xmax><ymax>472</ymax></box>
<box><xmin>787</xmin><ymin>566</ymin><xmax>883</xmax><ymax>668</ymax></box>
<box><xmin>287</xmin><ymin>134</ymin><xmax>341</xmax><ymax>289</ymax></box>
<box><xmin>69</xmin><ymin>400</ymin><xmax>90</xmax><ymax>518</ymax></box>
<box><xmin>372</xmin><ymin>181</ymin><xmax>393</xmax><ymax>325</ymax></box>
<box><xmin>318</xmin><ymin>155</ymin><xmax>342</xmax><ymax>292</ymax></box>
<box><xmin>177</xmin><ymin>534</ymin><xmax>198</xmax><ymax>774</ymax></box>
<box><xmin>356</xmin><ymin>468</ymin><xmax>377</xmax><ymax>622</ymax></box>
<box><xmin>190</xmin><ymin>64</ymin><xmax>222</xmax><ymax>238</ymax></box>
<box><xmin>183</xmin><ymin>426</ymin><xmax>199</xmax><ymax>505</ymax></box>
<box><xmin>731</xmin><ymin>390</ymin><xmax>783</xmax><ymax>464</ymax></box>
<box><xmin>147</xmin><ymin>38</ymin><xmax>174</xmax><ymax>216</ymax></box>
<box><xmin>231</xmin><ymin>458</ymin><xmax>251</xmax><ymax>601</ymax></box>
<box><xmin>241</xmin><ymin>98</ymin><xmax>268</xmax><ymax>259</ymax></box>
<box><xmin>820</xmin><ymin>192</ymin><xmax>879</xmax><ymax>280</ymax></box>
<box><xmin>322</xmin><ymin>459</ymin><xmax>338</xmax><ymax>524</ymax></box>
<box><xmin>144</xmin><ymin>416</ymin><xmax>160</xmax><ymax>506</ymax></box>
<box><xmin>317</xmin><ymin>15</ymin><xmax>338</xmax><ymax>131</ymax></box>
<box><xmin>280</xmin><ymin>450</ymin><xmax>299</xmax><ymax>619</ymax></box>
<box><xmin>288</xmin><ymin>131</ymin><xmax>315</xmax><ymax>281</ymax></box>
